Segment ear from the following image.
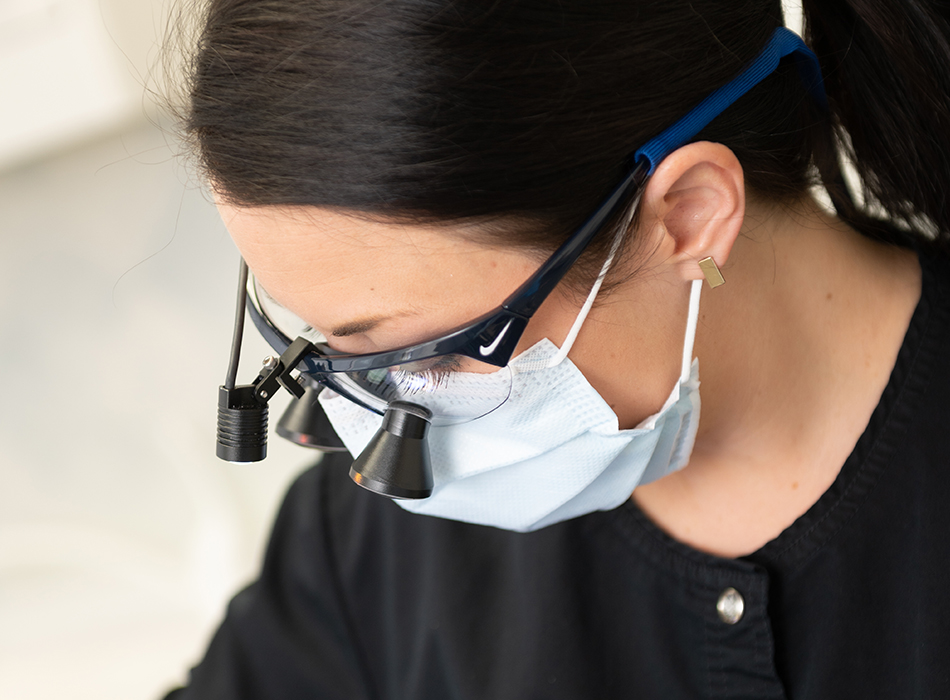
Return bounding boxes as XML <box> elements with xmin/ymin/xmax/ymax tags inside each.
<box><xmin>636</xmin><ymin>141</ymin><xmax>745</xmax><ymax>282</ymax></box>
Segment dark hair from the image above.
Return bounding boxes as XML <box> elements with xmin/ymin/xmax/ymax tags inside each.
<box><xmin>177</xmin><ymin>0</ymin><xmax>950</xmax><ymax>288</ymax></box>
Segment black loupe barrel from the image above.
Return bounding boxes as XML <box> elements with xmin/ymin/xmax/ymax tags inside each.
<box><xmin>350</xmin><ymin>401</ymin><xmax>433</xmax><ymax>499</ymax></box>
<box><xmin>276</xmin><ymin>384</ymin><xmax>348</xmax><ymax>452</ymax></box>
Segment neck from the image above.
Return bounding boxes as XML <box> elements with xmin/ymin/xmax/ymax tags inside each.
<box><xmin>696</xmin><ymin>198</ymin><xmax>908</xmax><ymax>455</ymax></box>
<box><xmin>633</xmin><ymin>195</ymin><xmax>921</xmax><ymax>557</ymax></box>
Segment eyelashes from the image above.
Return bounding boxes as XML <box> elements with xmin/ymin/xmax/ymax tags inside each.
<box><xmin>389</xmin><ymin>355</ymin><xmax>464</xmax><ymax>394</ymax></box>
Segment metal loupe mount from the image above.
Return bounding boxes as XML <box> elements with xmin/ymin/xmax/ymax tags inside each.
<box><xmin>216</xmin><ymin>259</ymin><xmax>434</xmax><ymax>500</ymax></box>
<box><xmin>216</xmin><ymin>336</ymin><xmax>314</xmax><ymax>463</ymax></box>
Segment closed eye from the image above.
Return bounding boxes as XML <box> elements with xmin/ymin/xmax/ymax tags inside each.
<box><xmin>396</xmin><ymin>354</ymin><xmax>463</xmax><ymax>376</ymax></box>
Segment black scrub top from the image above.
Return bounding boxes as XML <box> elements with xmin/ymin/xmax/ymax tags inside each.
<box><xmin>165</xmin><ymin>250</ymin><xmax>950</xmax><ymax>699</ymax></box>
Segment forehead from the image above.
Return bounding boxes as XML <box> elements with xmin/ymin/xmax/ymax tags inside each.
<box><xmin>216</xmin><ymin>201</ymin><xmax>540</xmax><ymax>337</ymax></box>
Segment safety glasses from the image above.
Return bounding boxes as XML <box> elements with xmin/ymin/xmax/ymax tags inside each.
<box><xmin>245</xmin><ymin>156</ymin><xmax>650</xmax><ymax>422</ymax></box>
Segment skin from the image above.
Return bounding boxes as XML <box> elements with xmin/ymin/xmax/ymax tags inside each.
<box><xmin>217</xmin><ymin>141</ymin><xmax>921</xmax><ymax>558</ymax></box>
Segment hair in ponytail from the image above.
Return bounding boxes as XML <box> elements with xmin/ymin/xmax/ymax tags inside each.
<box><xmin>177</xmin><ymin>0</ymin><xmax>950</xmax><ymax>288</ymax></box>
<box><xmin>803</xmin><ymin>0</ymin><xmax>950</xmax><ymax>249</ymax></box>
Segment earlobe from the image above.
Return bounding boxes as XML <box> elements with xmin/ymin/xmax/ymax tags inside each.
<box><xmin>638</xmin><ymin>142</ymin><xmax>745</xmax><ymax>282</ymax></box>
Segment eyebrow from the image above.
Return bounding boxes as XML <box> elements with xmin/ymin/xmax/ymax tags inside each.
<box><xmin>329</xmin><ymin>317</ymin><xmax>387</xmax><ymax>337</ymax></box>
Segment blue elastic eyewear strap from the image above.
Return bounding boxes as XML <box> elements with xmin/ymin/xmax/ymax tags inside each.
<box><xmin>634</xmin><ymin>27</ymin><xmax>827</xmax><ymax>174</ymax></box>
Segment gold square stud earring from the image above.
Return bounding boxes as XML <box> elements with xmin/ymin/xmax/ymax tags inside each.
<box><xmin>698</xmin><ymin>256</ymin><xmax>725</xmax><ymax>288</ymax></box>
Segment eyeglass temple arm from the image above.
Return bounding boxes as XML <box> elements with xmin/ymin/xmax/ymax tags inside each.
<box><xmin>500</xmin><ymin>160</ymin><xmax>649</xmax><ymax>320</ymax></box>
<box><xmin>634</xmin><ymin>27</ymin><xmax>826</xmax><ymax>174</ymax></box>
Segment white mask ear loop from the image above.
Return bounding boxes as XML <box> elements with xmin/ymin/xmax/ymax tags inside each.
<box><xmin>681</xmin><ymin>278</ymin><xmax>703</xmax><ymax>380</ymax></box>
<box><xmin>544</xmin><ymin>192</ymin><xmax>643</xmax><ymax>369</ymax></box>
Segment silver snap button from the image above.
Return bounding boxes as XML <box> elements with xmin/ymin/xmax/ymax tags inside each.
<box><xmin>716</xmin><ymin>587</ymin><xmax>744</xmax><ymax>624</ymax></box>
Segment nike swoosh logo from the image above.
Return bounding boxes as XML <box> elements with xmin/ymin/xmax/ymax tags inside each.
<box><xmin>479</xmin><ymin>319</ymin><xmax>514</xmax><ymax>357</ymax></box>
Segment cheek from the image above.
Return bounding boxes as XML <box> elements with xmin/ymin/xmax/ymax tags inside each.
<box><xmin>454</xmin><ymin>355</ymin><xmax>511</xmax><ymax>375</ymax></box>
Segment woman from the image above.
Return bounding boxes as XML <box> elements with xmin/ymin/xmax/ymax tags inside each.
<box><xmin>166</xmin><ymin>0</ymin><xmax>950</xmax><ymax>697</ymax></box>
